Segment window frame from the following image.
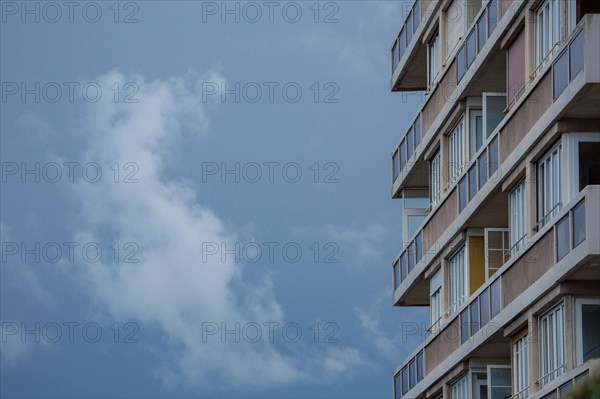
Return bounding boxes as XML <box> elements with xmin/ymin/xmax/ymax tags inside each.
<box><xmin>487</xmin><ymin>365</ymin><xmax>512</xmax><ymax>399</ymax></box>
<box><xmin>535</xmin><ymin>0</ymin><xmax>560</xmax><ymax>72</ymax></box>
<box><xmin>513</xmin><ymin>333</ymin><xmax>530</xmax><ymax>399</ymax></box>
<box><xmin>575</xmin><ymin>298</ymin><xmax>600</xmax><ymax>366</ymax></box>
<box><xmin>429</xmin><ymin>269</ymin><xmax>442</xmax><ymax>332</ymax></box>
<box><xmin>448</xmin><ymin>245</ymin><xmax>468</xmax><ymax>316</ymax></box>
<box><xmin>430</xmin><ymin>151</ymin><xmax>441</xmax><ymax>206</ymax></box>
<box><xmin>537</xmin><ymin>141</ymin><xmax>562</xmax><ymax>230</ymax></box>
<box><xmin>538</xmin><ymin>301</ymin><xmax>566</xmax><ymax>387</ymax></box>
<box><xmin>509</xmin><ymin>179</ymin><xmax>527</xmax><ymax>257</ymax></box>
<box><xmin>448</xmin><ymin>116</ymin><xmax>466</xmax><ymax>184</ymax></box>
<box><xmin>428</xmin><ymin>29</ymin><xmax>440</xmax><ymax>88</ymax></box>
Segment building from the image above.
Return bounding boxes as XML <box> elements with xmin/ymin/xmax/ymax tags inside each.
<box><xmin>389</xmin><ymin>0</ymin><xmax>600</xmax><ymax>398</ymax></box>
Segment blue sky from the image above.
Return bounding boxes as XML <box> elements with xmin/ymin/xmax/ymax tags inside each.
<box><xmin>0</xmin><ymin>2</ymin><xmax>429</xmax><ymax>397</ymax></box>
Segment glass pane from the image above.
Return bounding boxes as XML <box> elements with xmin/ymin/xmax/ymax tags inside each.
<box><xmin>415</xmin><ymin>232</ymin><xmax>423</xmax><ymax>263</ymax></box>
<box><xmin>393</xmin><ymin>261</ymin><xmax>400</xmax><ymax>289</ymax></box>
<box><xmin>573</xmin><ymin>200</ymin><xmax>585</xmax><ymax>248</ymax></box>
<box><xmin>401</xmin><ymin>366</ymin><xmax>409</xmax><ymax>395</ymax></box>
<box><xmin>570</xmin><ymin>29</ymin><xmax>584</xmax><ymax>80</ymax></box>
<box><xmin>469</xmin><ymin>165</ymin><xmax>478</xmax><ymax>201</ymax></box>
<box><xmin>477</xmin><ymin>13</ymin><xmax>487</xmax><ymax>52</ymax></box>
<box><xmin>407</xmin><ymin>127</ymin><xmax>414</xmax><ymax>161</ymax></box>
<box><xmin>407</xmin><ymin>12</ymin><xmax>413</xmax><ymax>45</ymax></box>
<box><xmin>480</xmin><ymin>288</ymin><xmax>490</xmax><ymax>326</ymax></box>
<box><xmin>401</xmin><ymin>253</ymin><xmax>407</xmax><ymax>281</ymax></box>
<box><xmin>459</xmin><ymin>176</ymin><xmax>468</xmax><ymax>212</ymax></box>
<box><xmin>416</xmin><ymin>351</ymin><xmax>424</xmax><ymax>381</ymax></box>
<box><xmin>553</xmin><ymin>49</ymin><xmax>569</xmax><ymax>101</ymax></box>
<box><xmin>488</xmin><ymin>136</ymin><xmax>499</xmax><ymax>178</ymax></box>
<box><xmin>408</xmin><ymin>215</ymin><xmax>425</xmax><ymax>239</ymax></box>
<box><xmin>578</xmin><ymin>142</ymin><xmax>600</xmax><ymax>191</ymax></box>
<box><xmin>478</xmin><ymin>150</ymin><xmax>488</xmax><ymax>189</ymax></box>
<box><xmin>490</xmin><ymin>367</ymin><xmax>511</xmax><ymax>399</ymax></box>
<box><xmin>404</xmin><ymin>196</ymin><xmax>429</xmax><ymax>209</ymax></box>
<box><xmin>393</xmin><ymin>150</ymin><xmax>399</xmax><ymax>181</ymax></box>
<box><xmin>582</xmin><ymin>304</ymin><xmax>600</xmax><ymax>362</ymax></box>
<box><xmin>394</xmin><ymin>372</ymin><xmax>402</xmax><ymax>399</ymax></box>
<box><xmin>485</xmin><ymin>96</ymin><xmax>506</xmax><ymax>137</ymax></box>
<box><xmin>470</xmin><ymin>297</ymin><xmax>480</xmax><ymax>336</ymax></box>
<box><xmin>556</xmin><ymin>216</ymin><xmax>570</xmax><ymax>261</ymax></box>
<box><xmin>409</xmin><ymin>358</ymin><xmax>416</xmax><ymax>389</ymax></box>
<box><xmin>408</xmin><ymin>242</ymin><xmax>415</xmax><ymax>273</ymax></box>
<box><xmin>392</xmin><ymin>42</ymin><xmax>398</xmax><ymax>71</ymax></box>
<box><xmin>488</xmin><ymin>0</ymin><xmax>498</xmax><ymax>36</ymax></box>
<box><xmin>399</xmin><ymin>29</ymin><xmax>406</xmax><ymax>59</ymax></box>
<box><xmin>467</xmin><ymin>30</ymin><xmax>477</xmax><ymax>68</ymax></box>
<box><xmin>457</xmin><ymin>44</ymin><xmax>467</xmax><ymax>82</ymax></box>
<box><xmin>400</xmin><ymin>140</ymin><xmax>407</xmax><ymax>170</ymax></box>
<box><xmin>414</xmin><ymin>115</ymin><xmax>421</xmax><ymax>147</ymax></box>
<box><xmin>460</xmin><ymin>308</ymin><xmax>470</xmax><ymax>344</ymax></box>
<box><xmin>413</xmin><ymin>2</ymin><xmax>420</xmax><ymax>31</ymax></box>
<box><xmin>491</xmin><ymin>278</ymin><xmax>501</xmax><ymax>317</ymax></box>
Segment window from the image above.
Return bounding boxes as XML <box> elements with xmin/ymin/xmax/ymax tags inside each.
<box><xmin>407</xmin><ymin>127</ymin><xmax>415</xmax><ymax>162</ymax></box>
<box><xmin>572</xmin><ymin>200</ymin><xmax>585</xmax><ymax>248</ymax></box>
<box><xmin>537</xmin><ymin>142</ymin><xmax>561</xmax><ymax>228</ymax></box>
<box><xmin>539</xmin><ymin>302</ymin><xmax>565</xmax><ymax>386</ymax></box>
<box><xmin>392</xmin><ymin>41</ymin><xmax>399</xmax><ymax>72</ymax></box>
<box><xmin>452</xmin><ymin>375</ymin><xmax>468</xmax><ymax>399</ymax></box>
<box><xmin>401</xmin><ymin>365</ymin><xmax>409</xmax><ymax>395</ymax></box>
<box><xmin>431</xmin><ymin>151</ymin><xmax>441</xmax><ymax>206</ymax></box>
<box><xmin>556</xmin><ymin>215</ymin><xmax>570</xmax><ymax>261</ymax></box>
<box><xmin>488</xmin><ymin>365</ymin><xmax>512</xmax><ymax>399</ymax></box>
<box><xmin>466</xmin><ymin>30</ymin><xmax>477</xmax><ymax>68</ymax></box>
<box><xmin>480</xmin><ymin>287</ymin><xmax>490</xmax><ymax>326</ymax></box>
<box><xmin>535</xmin><ymin>0</ymin><xmax>560</xmax><ymax>72</ymax></box>
<box><xmin>490</xmin><ymin>278</ymin><xmax>501</xmax><ymax>318</ymax></box>
<box><xmin>514</xmin><ymin>334</ymin><xmax>530</xmax><ymax>399</ymax></box>
<box><xmin>470</xmin><ymin>297</ymin><xmax>480</xmax><ymax>336</ymax></box>
<box><xmin>428</xmin><ymin>30</ymin><xmax>440</xmax><ymax>86</ymax></box>
<box><xmin>448</xmin><ymin>246</ymin><xmax>467</xmax><ymax>315</ymax></box>
<box><xmin>487</xmin><ymin>0</ymin><xmax>498</xmax><ymax>35</ymax></box>
<box><xmin>576</xmin><ymin>299</ymin><xmax>600</xmax><ymax>365</ymax></box>
<box><xmin>400</xmin><ymin>139</ymin><xmax>407</xmax><ymax>171</ymax></box>
<box><xmin>483</xmin><ymin>93</ymin><xmax>506</xmax><ymax>138</ymax></box>
<box><xmin>393</xmin><ymin>260</ymin><xmax>400</xmax><ymax>289</ymax></box>
<box><xmin>469</xmin><ymin>109</ymin><xmax>484</xmax><ymax>159</ymax></box>
<box><xmin>400</xmin><ymin>252</ymin><xmax>407</xmax><ymax>282</ymax></box>
<box><xmin>477</xmin><ymin>13</ymin><xmax>487</xmax><ymax>53</ymax></box>
<box><xmin>399</xmin><ymin>28</ymin><xmax>406</xmax><ymax>61</ymax></box>
<box><xmin>468</xmin><ymin>165</ymin><xmax>478</xmax><ymax>201</ymax></box>
<box><xmin>471</xmin><ymin>370</ymin><xmax>488</xmax><ymax>399</ymax></box>
<box><xmin>459</xmin><ymin>176</ymin><xmax>468</xmax><ymax>212</ymax></box>
<box><xmin>485</xmin><ymin>228</ymin><xmax>510</xmax><ymax>279</ymax></box>
<box><xmin>430</xmin><ymin>269</ymin><xmax>442</xmax><ymax>331</ymax></box>
<box><xmin>414</xmin><ymin>115</ymin><xmax>421</xmax><ymax>148</ymax></box>
<box><xmin>509</xmin><ymin>180</ymin><xmax>527</xmax><ymax>256</ymax></box>
<box><xmin>448</xmin><ymin>118</ymin><xmax>465</xmax><ymax>183</ymax></box>
<box><xmin>394</xmin><ymin>371</ymin><xmax>402</xmax><ymax>399</ymax></box>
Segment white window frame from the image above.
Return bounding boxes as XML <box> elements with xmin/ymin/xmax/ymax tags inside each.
<box><xmin>431</xmin><ymin>151</ymin><xmax>441</xmax><ymax>206</ymax></box>
<box><xmin>451</xmin><ymin>374</ymin><xmax>468</xmax><ymax>399</ymax></box>
<box><xmin>428</xmin><ymin>30</ymin><xmax>440</xmax><ymax>87</ymax></box>
<box><xmin>563</xmin><ymin>133</ymin><xmax>600</xmax><ymax>204</ymax></box>
<box><xmin>448</xmin><ymin>245</ymin><xmax>468</xmax><ymax>316</ymax></box>
<box><xmin>509</xmin><ymin>180</ymin><xmax>527</xmax><ymax>257</ymax></box>
<box><xmin>537</xmin><ymin>142</ymin><xmax>562</xmax><ymax>229</ymax></box>
<box><xmin>468</xmin><ymin>108</ymin><xmax>484</xmax><ymax>160</ymax></box>
<box><xmin>487</xmin><ymin>365</ymin><xmax>512</xmax><ymax>399</ymax></box>
<box><xmin>513</xmin><ymin>335</ymin><xmax>530</xmax><ymax>399</ymax></box>
<box><xmin>484</xmin><ymin>228</ymin><xmax>510</xmax><ymax>279</ymax></box>
<box><xmin>535</xmin><ymin>0</ymin><xmax>560</xmax><ymax>72</ymax></box>
<box><xmin>429</xmin><ymin>269</ymin><xmax>442</xmax><ymax>332</ymax></box>
<box><xmin>575</xmin><ymin>298</ymin><xmax>600</xmax><ymax>366</ymax></box>
<box><xmin>539</xmin><ymin>301</ymin><xmax>565</xmax><ymax>387</ymax></box>
<box><xmin>448</xmin><ymin>117</ymin><xmax>465</xmax><ymax>184</ymax></box>
<box><xmin>470</xmin><ymin>368</ymin><xmax>488</xmax><ymax>399</ymax></box>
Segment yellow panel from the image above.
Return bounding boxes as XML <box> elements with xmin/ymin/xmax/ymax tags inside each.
<box><xmin>469</xmin><ymin>236</ymin><xmax>486</xmax><ymax>295</ymax></box>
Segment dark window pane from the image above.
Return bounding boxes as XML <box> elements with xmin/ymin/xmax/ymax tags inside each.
<box><xmin>457</xmin><ymin>44</ymin><xmax>467</xmax><ymax>82</ymax></box>
<box><xmin>559</xmin><ymin>381</ymin><xmax>573</xmax><ymax>398</ymax></box>
<box><xmin>407</xmin><ymin>127</ymin><xmax>414</xmax><ymax>161</ymax></box>
<box><xmin>553</xmin><ymin>50</ymin><xmax>569</xmax><ymax>101</ymax></box>
<box><xmin>392</xmin><ymin>41</ymin><xmax>398</xmax><ymax>72</ymax></box>
<box><xmin>477</xmin><ymin>13</ymin><xmax>487</xmax><ymax>52</ymax></box>
<box><xmin>414</xmin><ymin>115</ymin><xmax>421</xmax><ymax>148</ymax></box>
<box><xmin>413</xmin><ymin>2</ymin><xmax>420</xmax><ymax>31</ymax></box>
<box><xmin>570</xmin><ymin>29</ymin><xmax>584</xmax><ymax>80</ymax></box>
<box><xmin>400</xmin><ymin>140</ymin><xmax>407</xmax><ymax>170</ymax></box>
<box><xmin>409</xmin><ymin>358</ymin><xmax>416</xmax><ymax>388</ymax></box>
<box><xmin>466</xmin><ymin>30</ymin><xmax>477</xmax><ymax>68</ymax></box>
<box><xmin>402</xmin><ymin>366</ymin><xmax>409</xmax><ymax>395</ymax></box>
<box><xmin>460</xmin><ymin>308</ymin><xmax>470</xmax><ymax>344</ymax></box>
<box><xmin>478</xmin><ymin>150</ymin><xmax>488</xmax><ymax>189</ymax></box>
<box><xmin>401</xmin><ymin>252</ymin><xmax>407</xmax><ymax>282</ymax></box>
<box><xmin>393</xmin><ymin>260</ymin><xmax>400</xmax><ymax>289</ymax></box>
<box><xmin>416</xmin><ymin>351</ymin><xmax>424</xmax><ymax>381</ymax></box>
<box><xmin>480</xmin><ymin>287</ymin><xmax>490</xmax><ymax>326</ymax></box>
<box><xmin>408</xmin><ymin>242</ymin><xmax>415</xmax><ymax>273</ymax></box>
<box><xmin>488</xmin><ymin>0</ymin><xmax>498</xmax><ymax>36</ymax></box>
<box><xmin>573</xmin><ymin>200</ymin><xmax>586</xmax><ymax>248</ymax></box>
<box><xmin>468</xmin><ymin>165</ymin><xmax>478</xmax><ymax>201</ymax></box>
<box><xmin>581</xmin><ymin>304</ymin><xmax>600</xmax><ymax>362</ymax></box>
<box><xmin>470</xmin><ymin>297</ymin><xmax>480</xmax><ymax>336</ymax></box>
<box><xmin>488</xmin><ymin>136</ymin><xmax>499</xmax><ymax>178</ymax></box>
<box><xmin>556</xmin><ymin>216</ymin><xmax>570</xmax><ymax>261</ymax></box>
<box><xmin>415</xmin><ymin>231</ymin><xmax>423</xmax><ymax>263</ymax></box>
<box><xmin>394</xmin><ymin>372</ymin><xmax>402</xmax><ymax>399</ymax></box>
<box><xmin>491</xmin><ymin>278</ymin><xmax>501</xmax><ymax>317</ymax></box>
<box><xmin>459</xmin><ymin>176</ymin><xmax>468</xmax><ymax>212</ymax></box>
<box><xmin>407</xmin><ymin>12</ymin><xmax>413</xmax><ymax>45</ymax></box>
<box><xmin>393</xmin><ymin>150</ymin><xmax>399</xmax><ymax>181</ymax></box>
<box><xmin>399</xmin><ymin>29</ymin><xmax>406</xmax><ymax>60</ymax></box>
<box><xmin>579</xmin><ymin>142</ymin><xmax>600</xmax><ymax>190</ymax></box>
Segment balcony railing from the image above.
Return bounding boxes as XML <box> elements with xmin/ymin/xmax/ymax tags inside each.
<box><xmin>393</xmin><ymin>349</ymin><xmax>424</xmax><ymax>399</ymax></box>
<box><xmin>391</xmin><ymin>0</ymin><xmax>421</xmax><ymax>76</ymax></box>
<box><xmin>392</xmin><ymin>114</ymin><xmax>421</xmax><ymax>183</ymax></box>
<box><xmin>552</xmin><ymin>27</ymin><xmax>584</xmax><ymax>101</ymax></box>
<box><xmin>393</xmin><ymin>230</ymin><xmax>423</xmax><ymax>290</ymax></box>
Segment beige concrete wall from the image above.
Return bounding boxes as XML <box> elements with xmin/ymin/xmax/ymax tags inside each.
<box><xmin>424</xmin><ymin>316</ymin><xmax>461</xmax><ymax>374</ymax></box>
<box><xmin>500</xmin><ymin>71</ymin><xmax>552</xmax><ymax>163</ymax></box>
<box><xmin>502</xmin><ymin>229</ymin><xmax>554</xmax><ymax>307</ymax></box>
<box><xmin>423</xmin><ymin>60</ymin><xmax>458</xmax><ymax>135</ymax></box>
<box><xmin>423</xmin><ymin>187</ymin><xmax>458</xmax><ymax>252</ymax></box>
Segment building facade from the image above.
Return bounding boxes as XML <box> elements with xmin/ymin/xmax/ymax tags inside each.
<box><xmin>389</xmin><ymin>1</ymin><xmax>600</xmax><ymax>398</ymax></box>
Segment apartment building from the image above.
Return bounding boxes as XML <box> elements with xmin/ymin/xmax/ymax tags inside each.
<box><xmin>389</xmin><ymin>1</ymin><xmax>600</xmax><ymax>398</ymax></box>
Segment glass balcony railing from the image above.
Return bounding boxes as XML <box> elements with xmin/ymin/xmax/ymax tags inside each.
<box><xmin>392</xmin><ymin>114</ymin><xmax>421</xmax><ymax>183</ymax></box>
<box><xmin>393</xmin><ymin>350</ymin><xmax>424</xmax><ymax>399</ymax></box>
<box><xmin>552</xmin><ymin>27</ymin><xmax>584</xmax><ymax>101</ymax></box>
<box><xmin>391</xmin><ymin>0</ymin><xmax>421</xmax><ymax>76</ymax></box>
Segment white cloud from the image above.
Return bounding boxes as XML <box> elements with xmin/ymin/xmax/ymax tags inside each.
<box><xmin>64</xmin><ymin>69</ymin><xmax>366</xmax><ymax>388</ymax></box>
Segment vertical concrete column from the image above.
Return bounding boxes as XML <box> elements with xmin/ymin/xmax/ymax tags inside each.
<box><xmin>524</xmin><ymin>9</ymin><xmax>535</xmax><ymax>81</ymax></box>
<box><xmin>525</xmin><ymin>162</ymin><xmax>537</xmax><ymax>239</ymax></box>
